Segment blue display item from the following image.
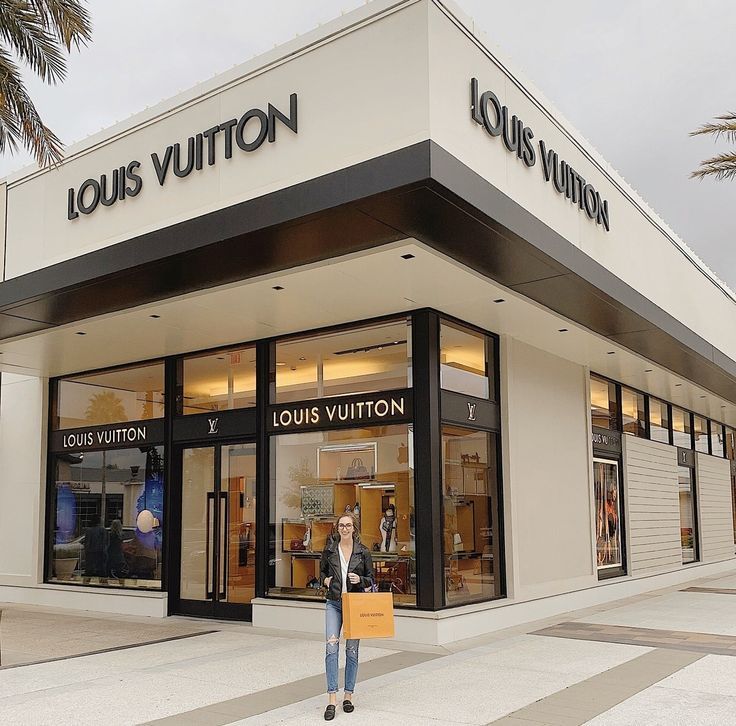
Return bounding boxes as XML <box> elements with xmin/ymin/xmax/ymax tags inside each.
<box><xmin>134</xmin><ymin>446</ymin><xmax>164</xmax><ymax>550</ymax></box>
<box><xmin>55</xmin><ymin>484</ymin><xmax>77</xmax><ymax>544</ymax></box>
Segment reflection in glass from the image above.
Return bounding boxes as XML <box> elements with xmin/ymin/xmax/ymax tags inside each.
<box><xmin>710</xmin><ymin>421</ymin><xmax>725</xmax><ymax>458</ymax></box>
<box><xmin>678</xmin><ymin>466</ymin><xmax>698</xmax><ymax>563</ymax></box>
<box><xmin>672</xmin><ymin>407</ymin><xmax>692</xmax><ymax>449</ymax></box>
<box><xmin>441</xmin><ymin>427</ymin><xmax>501</xmax><ymax>604</ymax></box>
<box><xmin>590</xmin><ymin>376</ymin><xmax>618</xmax><ymax>429</ymax></box>
<box><xmin>693</xmin><ymin>415</ymin><xmax>709</xmax><ymax>454</ymax></box>
<box><xmin>440</xmin><ymin>321</ymin><xmax>491</xmax><ymax>399</ymax></box>
<box><xmin>269</xmin><ymin>424</ymin><xmax>415</xmax><ymax>605</ymax></box>
<box><xmin>649</xmin><ymin>398</ymin><xmax>670</xmax><ymax>444</ymax></box>
<box><xmin>181</xmin><ymin>348</ymin><xmax>256</xmax><ymax>414</ymax></box>
<box><xmin>728</xmin><ymin>427</ymin><xmax>736</xmax><ymax>545</ymax></box>
<box><xmin>274</xmin><ymin>319</ymin><xmax>411</xmax><ymax>403</ymax></box>
<box><xmin>621</xmin><ymin>388</ymin><xmax>645</xmax><ymax>437</ymax></box>
<box><xmin>57</xmin><ymin>363</ymin><xmax>164</xmax><ymax>429</ymax></box>
<box><xmin>50</xmin><ymin>446</ymin><xmax>164</xmax><ymax>589</ymax></box>
<box><xmin>593</xmin><ymin>460</ymin><xmax>623</xmax><ymax>572</ymax></box>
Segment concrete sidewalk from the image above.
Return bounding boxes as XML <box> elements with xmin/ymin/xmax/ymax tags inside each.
<box><xmin>2</xmin><ymin>569</ymin><xmax>736</xmax><ymax>725</ymax></box>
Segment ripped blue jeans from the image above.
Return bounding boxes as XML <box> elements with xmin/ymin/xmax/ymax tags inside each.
<box><xmin>325</xmin><ymin>598</ymin><xmax>360</xmax><ymax>694</ymax></box>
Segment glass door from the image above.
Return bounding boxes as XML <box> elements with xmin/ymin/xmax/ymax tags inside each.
<box><xmin>177</xmin><ymin>441</ymin><xmax>256</xmax><ymax>619</ymax></box>
<box><xmin>593</xmin><ymin>458</ymin><xmax>624</xmax><ymax>575</ymax></box>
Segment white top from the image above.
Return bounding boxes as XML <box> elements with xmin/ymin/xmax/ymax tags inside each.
<box><xmin>338</xmin><ymin>544</ymin><xmax>350</xmax><ymax>594</ymax></box>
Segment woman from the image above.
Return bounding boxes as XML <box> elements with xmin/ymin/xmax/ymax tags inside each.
<box><xmin>320</xmin><ymin>511</ymin><xmax>374</xmax><ymax>721</ymax></box>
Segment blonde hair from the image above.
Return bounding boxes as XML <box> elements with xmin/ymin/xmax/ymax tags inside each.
<box><xmin>335</xmin><ymin>511</ymin><xmax>360</xmax><ymax>542</ymax></box>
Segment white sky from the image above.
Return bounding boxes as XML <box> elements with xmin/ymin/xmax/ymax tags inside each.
<box><xmin>2</xmin><ymin>0</ymin><xmax>735</xmax><ymax>287</ymax></box>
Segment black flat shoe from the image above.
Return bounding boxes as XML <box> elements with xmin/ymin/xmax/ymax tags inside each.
<box><xmin>343</xmin><ymin>700</ymin><xmax>355</xmax><ymax>713</ymax></box>
<box><xmin>324</xmin><ymin>704</ymin><xmax>336</xmax><ymax>721</ymax></box>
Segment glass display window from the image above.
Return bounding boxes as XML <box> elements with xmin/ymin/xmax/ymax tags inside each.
<box><xmin>672</xmin><ymin>407</ymin><xmax>692</xmax><ymax>449</ymax></box>
<box><xmin>441</xmin><ymin>426</ymin><xmax>501</xmax><ymax>604</ymax></box>
<box><xmin>590</xmin><ymin>375</ymin><xmax>618</xmax><ymax>430</ymax></box>
<box><xmin>273</xmin><ymin>319</ymin><xmax>411</xmax><ymax>404</ymax></box>
<box><xmin>439</xmin><ymin>321</ymin><xmax>492</xmax><ymax>400</ymax></box>
<box><xmin>649</xmin><ymin>397</ymin><xmax>670</xmax><ymax>444</ymax></box>
<box><xmin>727</xmin><ymin>427</ymin><xmax>736</xmax><ymax>546</ymax></box>
<box><xmin>56</xmin><ymin>363</ymin><xmax>165</xmax><ymax>429</ymax></box>
<box><xmin>678</xmin><ymin>465</ymin><xmax>698</xmax><ymax>564</ymax></box>
<box><xmin>49</xmin><ymin>445</ymin><xmax>164</xmax><ymax>589</ymax></box>
<box><xmin>269</xmin><ymin>424</ymin><xmax>415</xmax><ymax>605</ymax></box>
<box><xmin>693</xmin><ymin>415</ymin><xmax>709</xmax><ymax>454</ymax></box>
<box><xmin>621</xmin><ymin>387</ymin><xmax>645</xmax><ymax>437</ymax></box>
<box><xmin>180</xmin><ymin>347</ymin><xmax>256</xmax><ymax>414</ymax></box>
<box><xmin>593</xmin><ymin>459</ymin><xmax>624</xmax><ymax>574</ymax></box>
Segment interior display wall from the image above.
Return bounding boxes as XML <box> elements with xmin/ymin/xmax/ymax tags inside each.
<box><xmin>504</xmin><ymin>339</ymin><xmax>595</xmax><ymax>598</ymax></box>
<box><xmin>0</xmin><ymin>373</ymin><xmax>46</xmax><ymax>585</ymax></box>
<box><xmin>696</xmin><ymin>453</ymin><xmax>735</xmax><ymax>564</ymax></box>
<box><xmin>622</xmin><ymin>435</ymin><xmax>681</xmax><ymax>575</ymax></box>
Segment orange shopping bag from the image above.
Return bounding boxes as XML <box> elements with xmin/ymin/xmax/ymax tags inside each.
<box><xmin>341</xmin><ymin>592</ymin><xmax>395</xmax><ymax>639</ymax></box>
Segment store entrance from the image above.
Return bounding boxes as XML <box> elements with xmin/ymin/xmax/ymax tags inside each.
<box><xmin>175</xmin><ymin>441</ymin><xmax>256</xmax><ymax>620</ymax></box>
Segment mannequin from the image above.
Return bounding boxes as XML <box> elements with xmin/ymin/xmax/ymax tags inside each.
<box><xmin>379</xmin><ymin>506</ymin><xmax>397</xmax><ymax>552</ymax></box>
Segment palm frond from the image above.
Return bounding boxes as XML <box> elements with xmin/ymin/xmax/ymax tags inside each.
<box><xmin>690</xmin><ymin>112</ymin><xmax>736</xmax><ymax>143</ymax></box>
<box><xmin>0</xmin><ymin>47</ymin><xmax>63</xmax><ymax>166</ymax></box>
<box><xmin>0</xmin><ymin>2</ymin><xmax>67</xmax><ymax>83</ymax></box>
<box><xmin>28</xmin><ymin>0</ymin><xmax>92</xmax><ymax>51</ymax></box>
<box><xmin>690</xmin><ymin>152</ymin><xmax>736</xmax><ymax>181</ymax></box>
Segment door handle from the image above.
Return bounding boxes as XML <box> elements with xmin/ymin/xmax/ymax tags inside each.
<box><xmin>219</xmin><ymin>491</ymin><xmax>228</xmax><ymax>600</ymax></box>
<box><xmin>206</xmin><ymin>492</ymin><xmax>215</xmax><ymax>599</ymax></box>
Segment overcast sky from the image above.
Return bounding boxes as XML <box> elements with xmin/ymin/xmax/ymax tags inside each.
<box><xmin>2</xmin><ymin>0</ymin><xmax>734</xmax><ymax>288</ymax></box>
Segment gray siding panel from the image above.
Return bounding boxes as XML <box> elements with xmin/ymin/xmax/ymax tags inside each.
<box><xmin>696</xmin><ymin>453</ymin><xmax>735</xmax><ymax>564</ymax></box>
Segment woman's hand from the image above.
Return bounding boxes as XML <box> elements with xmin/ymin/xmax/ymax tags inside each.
<box><xmin>347</xmin><ymin>572</ymin><xmax>360</xmax><ymax>584</ymax></box>
<box><xmin>324</xmin><ymin>576</ymin><xmax>332</xmax><ymax>588</ymax></box>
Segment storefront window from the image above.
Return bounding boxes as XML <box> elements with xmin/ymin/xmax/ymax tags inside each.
<box><xmin>440</xmin><ymin>321</ymin><xmax>492</xmax><ymax>400</ymax></box>
<box><xmin>181</xmin><ymin>347</ymin><xmax>256</xmax><ymax>414</ymax></box>
<box><xmin>441</xmin><ymin>427</ymin><xmax>501</xmax><ymax>604</ymax></box>
<box><xmin>56</xmin><ymin>363</ymin><xmax>165</xmax><ymax>429</ymax></box>
<box><xmin>693</xmin><ymin>415</ymin><xmax>709</xmax><ymax>454</ymax></box>
<box><xmin>710</xmin><ymin>421</ymin><xmax>725</xmax><ymax>457</ymax></box>
<box><xmin>678</xmin><ymin>466</ymin><xmax>698</xmax><ymax>564</ymax></box>
<box><xmin>49</xmin><ymin>445</ymin><xmax>164</xmax><ymax>589</ymax></box>
<box><xmin>672</xmin><ymin>407</ymin><xmax>692</xmax><ymax>449</ymax></box>
<box><xmin>273</xmin><ymin>319</ymin><xmax>411</xmax><ymax>403</ymax></box>
<box><xmin>649</xmin><ymin>398</ymin><xmax>670</xmax><ymax>444</ymax></box>
<box><xmin>269</xmin><ymin>424</ymin><xmax>415</xmax><ymax>605</ymax></box>
<box><xmin>727</xmin><ymin>427</ymin><xmax>736</xmax><ymax>546</ymax></box>
<box><xmin>621</xmin><ymin>388</ymin><xmax>645</xmax><ymax>437</ymax></box>
<box><xmin>593</xmin><ymin>459</ymin><xmax>623</xmax><ymax>574</ymax></box>
<box><xmin>590</xmin><ymin>375</ymin><xmax>618</xmax><ymax>429</ymax></box>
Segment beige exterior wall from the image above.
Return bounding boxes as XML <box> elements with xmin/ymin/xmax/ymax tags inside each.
<box><xmin>696</xmin><ymin>452</ymin><xmax>735</xmax><ymax>564</ymax></box>
<box><xmin>622</xmin><ymin>435</ymin><xmax>681</xmax><ymax>576</ymax></box>
<box><xmin>503</xmin><ymin>338</ymin><xmax>596</xmax><ymax>600</ymax></box>
<box><xmin>0</xmin><ymin>373</ymin><xmax>46</xmax><ymax>586</ymax></box>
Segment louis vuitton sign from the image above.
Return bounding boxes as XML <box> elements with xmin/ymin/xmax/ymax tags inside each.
<box><xmin>267</xmin><ymin>390</ymin><xmax>412</xmax><ymax>433</ymax></box>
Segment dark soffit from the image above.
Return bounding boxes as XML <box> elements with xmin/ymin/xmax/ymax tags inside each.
<box><xmin>0</xmin><ymin>140</ymin><xmax>734</xmax><ymax>403</ymax></box>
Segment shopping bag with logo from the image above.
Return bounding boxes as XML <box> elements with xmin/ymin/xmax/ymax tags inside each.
<box><xmin>341</xmin><ymin>591</ymin><xmax>395</xmax><ymax>639</ymax></box>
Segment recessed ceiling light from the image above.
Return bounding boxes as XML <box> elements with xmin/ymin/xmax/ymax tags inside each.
<box><xmin>721</xmin><ymin>405</ymin><xmax>727</xmax><ymax>408</ymax></box>
<box><xmin>217</xmin><ymin>357</ymin><xmax>225</xmax><ymax>361</ymax></box>
<box><xmin>299</xmin><ymin>356</ymin><xmax>306</xmax><ymax>361</ymax></box>
<box><xmin>290</xmin><ymin>366</ymin><xmax>296</xmax><ymax>371</ymax></box>
<box><xmin>558</xmin><ymin>328</ymin><xmax>568</xmax><ymax>333</ymax></box>
<box><xmin>607</xmin><ymin>351</ymin><xmax>615</xmax><ymax>355</ymax></box>
<box><xmin>401</xmin><ymin>253</ymin><xmax>415</xmax><ymax>260</ymax></box>
<box><xmin>75</xmin><ymin>331</ymin><xmax>86</xmax><ymax>336</ymax></box>
<box><xmin>272</xmin><ymin>285</ymin><xmax>284</xmax><ymax>291</ymax></box>
<box><xmin>675</xmin><ymin>383</ymin><xmax>682</xmax><ymax>387</ymax></box>
<box><xmin>149</xmin><ymin>314</ymin><xmax>160</xmax><ymax>319</ymax></box>
<box><xmin>700</xmin><ymin>395</ymin><xmax>706</xmax><ymax>399</ymax></box>
<box><xmin>644</xmin><ymin>369</ymin><xmax>652</xmax><ymax>373</ymax></box>
<box><xmin>493</xmin><ymin>299</ymin><xmax>505</xmax><ymax>304</ymax></box>
<box><xmin>276</xmin><ymin>362</ymin><xmax>286</xmax><ymax>366</ymax></box>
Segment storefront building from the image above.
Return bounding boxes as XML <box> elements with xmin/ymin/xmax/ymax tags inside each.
<box><xmin>0</xmin><ymin>0</ymin><xmax>735</xmax><ymax>645</ymax></box>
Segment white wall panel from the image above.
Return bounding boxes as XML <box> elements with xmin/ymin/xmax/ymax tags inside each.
<box><xmin>0</xmin><ymin>373</ymin><xmax>46</xmax><ymax>585</ymax></box>
<box><xmin>623</xmin><ymin>436</ymin><xmax>681</xmax><ymax>575</ymax></box>
<box><xmin>696</xmin><ymin>452</ymin><xmax>735</xmax><ymax>563</ymax></box>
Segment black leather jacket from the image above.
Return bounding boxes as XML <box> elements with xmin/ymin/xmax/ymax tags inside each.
<box><xmin>319</xmin><ymin>538</ymin><xmax>374</xmax><ymax>601</ymax></box>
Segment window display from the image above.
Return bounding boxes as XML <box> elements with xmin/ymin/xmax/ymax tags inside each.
<box><xmin>672</xmin><ymin>407</ymin><xmax>692</xmax><ymax>449</ymax></box>
<box><xmin>710</xmin><ymin>421</ymin><xmax>725</xmax><ymax>458</ymax></box>
<box><xmin>649</xmin><ymin>398</ymin><xmax>670</xmax><ymax>444</ymax></box>
<box><xmin>590</xmin><ymin>375</ymin><xmax>618</xmax><ymax>429</ymax></box>
<box><xmin>270</xmin><ymin>425</ymin><xmax>415</xmax><ymax>605</ymax></box>
<box><xmin>439</xmin><ymin>321</ymin><xmax>492</xmax><ymax>400</ymax></box>
<box><xmin>693</xmin><ymin>415</ymin><xmax>709</xmax><ymax>454</ymax></box>
<box><xmin>441</xmin><ymin>426</ymin><xmax>501</xmax><ymax>604</ymax></box>
<box><xmin>593</xmin><ymin>459</ymin><xmax>623</xmax><ymax>572</ymax></box>
<box><xmin>621</xmin><ymin>387</ymin><xmax>645</xmax><ymax>437</ymax></box>
<box><xmin>678</xmin><ymin>465</ymin><xmax>698</xmax><ymax>563</ymax></box>
<box><xmin>49</xmin><ymin>445</ymin><xmax>164</xmax><ymax>589</ymax></box>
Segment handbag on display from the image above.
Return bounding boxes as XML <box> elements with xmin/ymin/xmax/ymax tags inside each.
<box><xmin>345</xmin><ymin>457</ymin><xmax>370</xmax><ymax>480</ymax></box>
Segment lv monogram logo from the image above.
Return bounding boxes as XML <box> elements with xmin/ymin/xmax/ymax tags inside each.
<box><xmin>467</xmin><ymin>402</ymin><xmax>477</xmax><ymax>422</ymax></box>
<box><xmin>207</xmin><ymin>418</ymin><xmax>219</xmax><ymax>435</ymax></box>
